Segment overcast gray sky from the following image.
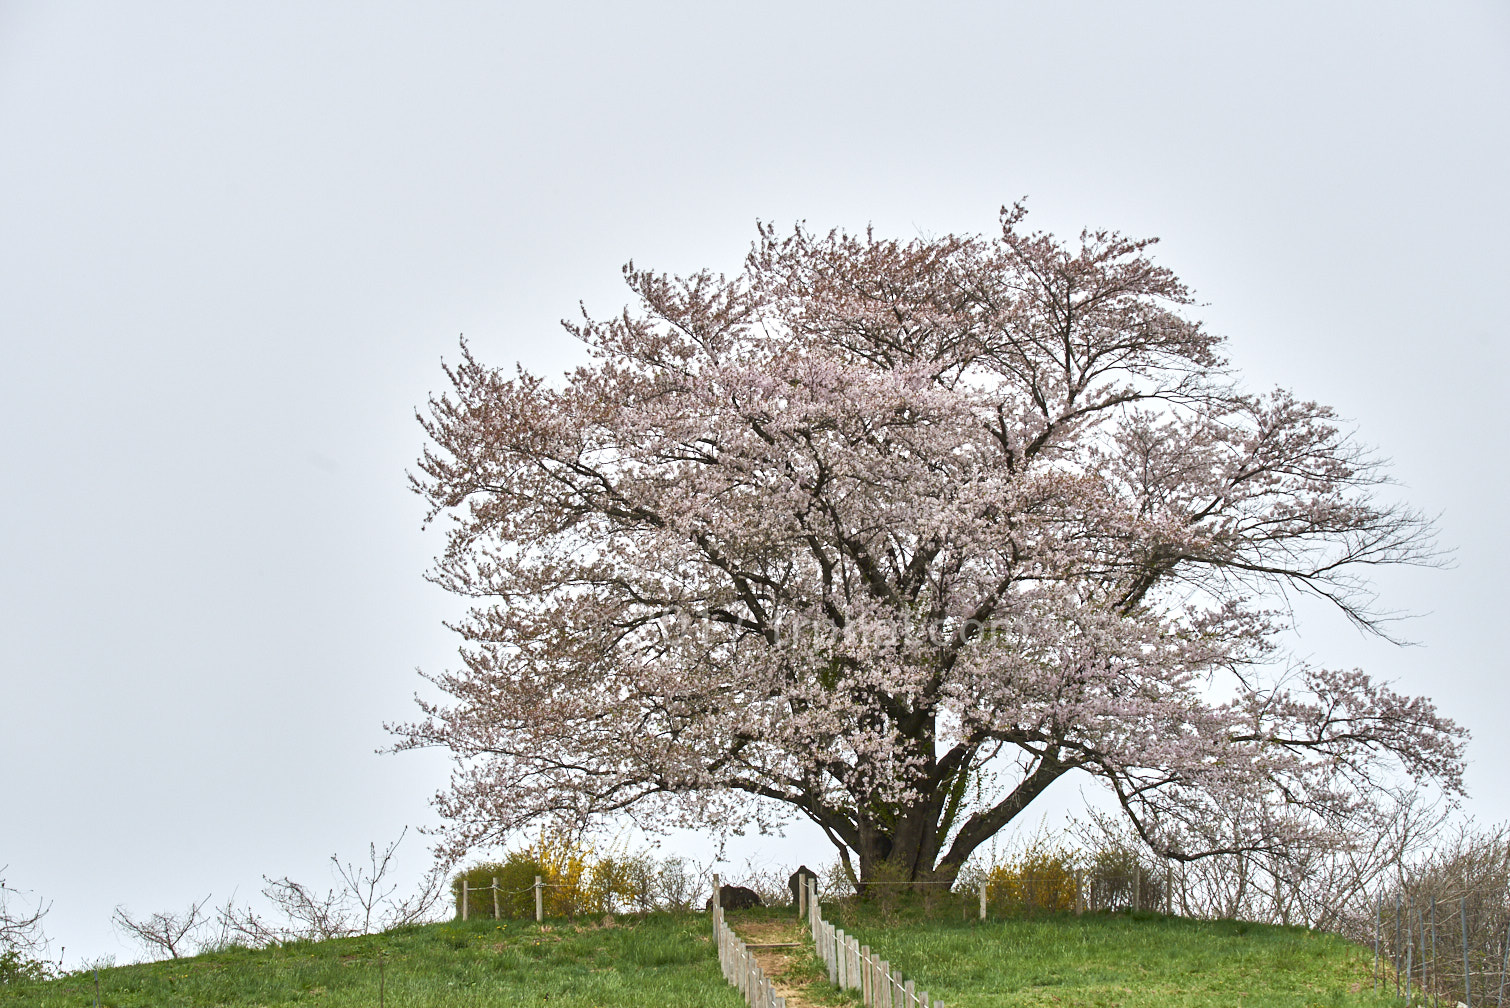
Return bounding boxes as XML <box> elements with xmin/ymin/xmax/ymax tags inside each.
<box><xmin>2</xmin><ymin>1</ymin><xmax>1506</xmax><ymax>967</ymax></box>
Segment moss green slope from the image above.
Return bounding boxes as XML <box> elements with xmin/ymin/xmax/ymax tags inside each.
<box><xmin>2</xmin><ymin>914</ymin><xmax>743</xmax><ymax>1008</ymax></box>
<box><xmin>824</xmin><ymin>906</ymin><xmax>1398</xmax><ymax>1008</ymax></box>
<box><xmin>4</xmin><ymin>908</ymin><xmax>1404</xmax><ymax>1008</ymax></box>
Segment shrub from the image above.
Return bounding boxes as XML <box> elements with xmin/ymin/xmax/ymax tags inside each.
<box><xmin>451</xmin><ymin>856</ymin><xmax>542</xmax><ymax>921</ymax></box>
<box><xmin>986</xmin><ymin>841</ymin><xmax>1079</xmax><ymax>913</ymax></box>
<box><xmin>1084</xmin><ymin>846</ymin><xmax>1164</xmax><ymax>912</ymax></box>
<box><xmin>0</xmin><ymin>947</ymin><xmax>50</xmax><ymax>985</ymax></box>
<box><xmin>450</xmin><ymin>833</ymin><xmax>644</xmax><ymax>920</ymax></box>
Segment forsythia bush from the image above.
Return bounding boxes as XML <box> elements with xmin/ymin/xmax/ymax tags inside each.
<box><xmin>985</xmin><ymin>842</ymin><xmax>1079</xmax><ymax>912</ymax></box>
<box><xmin>451</xmin><ymin>833</ymin><xmax>644</xmax><ymax>919</ymax></box>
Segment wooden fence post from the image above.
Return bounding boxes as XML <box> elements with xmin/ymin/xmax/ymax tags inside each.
<box><xmin>462</xmin><ymin>880</ymin><xmax>469</xmax><ymax>921</ymax></box>
<box><xmin>835</xmin><ymin>928</ymin><xmax>846</xmax><ymax>988</ymax></box>
<box><xmin>1460</xmin><ymin>896</ymin><xmax>1472</xmax><ymax>1008</ymax></box>
<box><xmin>1496</xmin><ymin>919</ymin><xmax>1509</xmax><ymax>1007</ymax></box>
<box><xmin>978</xmin><ymin>880</ymin><xmax>986</xmax><ymax>921</ymax></box>
<box><xmin>1404</xmin><ymin>903</ymin><xmax>1413</xmax><ymax>1002</ymax></box>
<box><xmin>904</xmin><ymin>978</ymin><xmax>915</xmax><ymax>1005</ymax></box>
<box><xmin>1391</xmin><ymin>892</ymin><xmax>1400</xmax><ymax>998</ymax></box>
<box><xmin>1416</xmin><ymin>903</ymin><xmax>1426</xmax><ymax>1000</ymax></box>
<box><xmin>1372</xmin><ymin>892</ymin><xmax>1380</xmax><ymax>993</ymax></box>
<box><xmin>534</xmin><ymin>876</ymin><xmax>543</xmax><ymax>923</ymax></box>
<box><xmin>492</xmin><ymin>877</ymin><xmax>500</xmax><ymax>920</ymax></box>
<box><xmin>1430</xmin><ymin>896</ymin><xmax>1438</xmax><ymax>1001</ymax></box>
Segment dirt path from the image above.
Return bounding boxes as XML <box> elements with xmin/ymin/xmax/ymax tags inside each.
<box><xmin>729</xmin><ymin>918</ymin><xmax>820</xmax><ymax>1007</ymax></box>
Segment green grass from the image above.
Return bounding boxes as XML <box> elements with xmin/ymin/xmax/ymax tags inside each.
<box><xmin>823</xmin><ymin>903</ymin><xmax>1401</xmax><ymax>1008</ymax></box>
<box><xmin>1</xmin><ymin>913</ymin><xmax>745</xmax><ymax>1007</ymax></box>
<box><xmin>3</xmin><ymin>907</ymin><xmax>1407</xmax><ymax>1008</ymax></box>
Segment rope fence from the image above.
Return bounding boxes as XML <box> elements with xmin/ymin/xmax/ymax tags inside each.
<box><xmin>459</xmin><ymin>877</ymin><xmax>557</xmax><ymax>923</ymax></box>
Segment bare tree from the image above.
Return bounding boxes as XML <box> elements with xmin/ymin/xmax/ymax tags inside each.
<box><xmin>112</xmin><ymin>896</ymin><xmax>213</xmax><ymax>960</ymax></box>
<box><xmin>1378</xmin><ymin>820</ymin><xmax>1510</xmax><ymax>1005</ymax></box>
<box><xmin>333</xmin><ymin>840</ymin><xmax>399</xmax><ymax>935</ymax></box>
<box><xmin>1</xmin><ymin>868</ymin><xmax>52</xmax><ymax>981</ymax></box>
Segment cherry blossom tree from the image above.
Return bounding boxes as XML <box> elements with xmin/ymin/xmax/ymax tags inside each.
<box><xmin>397</xmin><ymin>206</ymin><xmax>1465</xmax><ymax>888</ymax></box>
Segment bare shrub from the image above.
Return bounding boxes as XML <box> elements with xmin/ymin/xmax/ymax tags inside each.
<box><xmin>651</xmin><ymin>856</ymin><xmax>699</xmax><ymax>911</ymax></box>
<box><xmin>1377</xmin><ymin>821</ymin><xmax>1510</xmax><ymax>1005</ymax></box>
<box><xmin>217</xmin><ymin>830</ymin><xmax>450</xmax><ymax>946</ymax></box>
<box><xmin>1</xmin><ymin>868</ymin><xmax>52</xmax><ymax>983</ymax></box>
<box><xmin>0</xmin><ymin>869</ymin><xmax>49</xmax><ymax>958</ymax></box>
<box><xmin>1072</xmin><ymin>791</ymin><xmax>1448</xmax><ymax>927</ymax></box>
<box><xmin>112</xmin><ymin>896</ymin><xmax>213</xmax><ymax>959</ymax></box>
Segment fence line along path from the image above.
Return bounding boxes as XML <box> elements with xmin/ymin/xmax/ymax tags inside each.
<box><xmin>804</xmin><ymin>876</ymin><xmax>945</xmax><ymax>1008</ymax></box>
<box><xmin>709</xmin><ymin>874</ymin><xmax>946</xmax><ymax>1008</ymax></box>
<box><xmin>711</xmin><ymin>874</ymin><xmax>792</xmax><ymax>1008</ymax></box>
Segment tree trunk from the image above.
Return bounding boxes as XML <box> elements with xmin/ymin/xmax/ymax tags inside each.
<box><xmin>854</xmin><ymin>804</ymin><xmax>959</xmax><ymax>894</ymax></box>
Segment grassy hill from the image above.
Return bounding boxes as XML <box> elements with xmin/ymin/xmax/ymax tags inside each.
<box><xmin>819</xmin><ymin>905</ymin><xmax>1398</xmax><ymax>1008</ymax></box>
<box><xmin>3</xmin><ymin>908</ymin><xmax>1401</xmax><ymax>1007</ymax></box>
<box><xmin>1</xmin><ymin>914</ymin><xmax>744</xmax><ymax>1008</ymax></box>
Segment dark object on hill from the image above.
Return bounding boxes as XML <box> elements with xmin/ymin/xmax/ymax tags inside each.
<box><xmin>789</xmin><ymin>865</ymin><xmax>817</xmax><ymax>905</ymax></box>
<box><xmin>706</xmin><ymin>885</ymin><xmax>763</xmax><ymax>911</ymax></box>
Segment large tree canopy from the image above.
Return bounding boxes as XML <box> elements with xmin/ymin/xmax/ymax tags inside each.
<box><xmin>398</xmin><ymin>207</ymin><xmax>1465</xmax><ymax>885</ymax></box>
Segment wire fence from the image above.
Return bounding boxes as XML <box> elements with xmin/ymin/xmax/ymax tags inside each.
<box><xmin>797</xmin><ymin>871</ymin><xmax>1510</xmax><ymax>1007</ymax></box>
<box><xmin>1373</xmin><ymin>887</ymin><xmax>1510</xmax><ymax>1007</ymax></box>
<box><xmin>811</xmin><ymin>868</ymin><xmax>1171</xmax><ymax>920</ymax></box>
